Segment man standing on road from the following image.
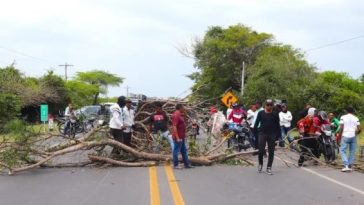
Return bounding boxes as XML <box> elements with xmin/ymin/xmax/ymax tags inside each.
<box><xmin>279</xmin><ymin>104</ymin><xmax>293</xmax><ymax>146</ymax></box>
<box><xmin>339</xmin><ymin>107</ymin><xmax>361</xmax><ymax>172</ymax></box>
<box><xmin>148</xmin><ymin>103</ymin><xmax>174</xmax><ymax>153</ymax></box>
<box><xmin>109</xmin><ymin>96</ymin><xmax>126</xmax><ymax>155</ymax></box>
<box><xmin>252</xmin><ymin>101</ymin><xmax>263</xmax><ymax>150</ymax></box>
<box><xmin>254</xmin><ymin>99</ymin><xmax>281</xmax><ymax>175</ymax></box>
<box><xmin>123</xmin><ymin>99</ymin><xmax>135</xmax><ymax>148</ymax></box>
<box><xmin>171</xmin><ymin>104</ymin><xmax>192</xmax><ymax>169</ymax></box>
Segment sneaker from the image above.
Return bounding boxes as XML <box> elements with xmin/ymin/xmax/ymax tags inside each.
<box><xmin>173</xmin><ymin>165</ymin><xmax>183</xmax><ymax>170</ymax></box>
<box><xmin>258</xmin><ymin>164</ymin><xmax>263</xmax><ymax>173</ymax></box>
<box><xmin>341</xmin><ymin>166</ymin><xmax>352</xmax><ymax>172</ymax></box>
<box><xmin>184</xmin><ymin>165</ymin><xmax>194</xmax><ymax>169</ymax></box>
<box><xmin>266</xmin><ymin>167</ymin><xmax>273</xmax><ymax>175</ymax></box>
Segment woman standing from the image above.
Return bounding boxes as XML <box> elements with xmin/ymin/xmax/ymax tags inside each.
<box><xmin>254</xmin><ymin>99</ymin><xmax>281</xmax><ymax>175</ymax></box>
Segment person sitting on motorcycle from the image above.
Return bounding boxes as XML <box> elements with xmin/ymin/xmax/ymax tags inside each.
<box><xmin>297</xmin><ymin>107</ymin><xmax>320</xmax><ymax>166</ymax></box>
<box><xmin>227</xmin><ymin>103</ymin><xmax>247</xmax><ymax>127</ymax></box>
<box><xmin>64</xmin><ymin>103</ymin><xmax>76</xmax><ymax>134</ymax></box>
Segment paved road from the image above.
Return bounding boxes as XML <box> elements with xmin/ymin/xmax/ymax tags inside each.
<box><xmin>1</xmin><ymin>151</ymin><xmax>364</xmax><ymax>205</ymax></box>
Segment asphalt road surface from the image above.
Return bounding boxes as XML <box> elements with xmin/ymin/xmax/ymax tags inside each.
<box><xmin>1</xmin><ymin>150</ymin><xmax>364</xmax><ymax>205</ymax></box>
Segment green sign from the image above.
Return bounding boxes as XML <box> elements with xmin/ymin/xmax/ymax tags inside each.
<box><xmin>40</xmin><ymin>104</ymin><xmax>48</xmax><ymax>122</ymax></box>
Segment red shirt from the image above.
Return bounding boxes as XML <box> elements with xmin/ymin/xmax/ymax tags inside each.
<box><xmin>172</xmin><ymin>110</ymin><xmax>186</xmax><ymax>139</ymax></box>
<box><xmin>228</xmin><ymin>108</ymin><xmax>246</xmax><ymax>124</ymax></box>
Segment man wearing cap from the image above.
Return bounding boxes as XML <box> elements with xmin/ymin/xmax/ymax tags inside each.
<box><xmin>254</xmin><ymin>99</ymin><xmax>281</xmax><ymax>175</ymax></box>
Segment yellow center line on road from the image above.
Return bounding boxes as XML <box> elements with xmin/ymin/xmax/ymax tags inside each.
<box><xmin>164</xmin><ymin>165</ymin><xmax>185</xmax><ymax>205</ymax></box>
<box><xmin>149</xmin><ymin>166</ymin><xmax>161</xmax><ymax>205</ymax></box>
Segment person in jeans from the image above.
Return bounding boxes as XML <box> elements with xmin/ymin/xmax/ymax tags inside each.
<box><xmin>148</xmin><ymin>103</ymin><xmax>174</xmax><ymax>152</ymax></box>
<box><xmin>254</xmin><ymin>99</ymin><xmax>281</xmax><ymax>175</ymax></box>
<box><xmin>339</xmin><ymin>107</ymin><xmax>361</xmax><ymax>172</ymax></box>
<box><xmin>279</xmin><ymin>104</ymin><xmax>293</xmax><ymax>146</ymax></box>
<box><xmin>123</xmin><ymin>99</ymin><xmax>135</xmax><ymax>147</ymax></box>
<box><xmin>171</xmin><ymin>104</ymin><xmax>191</xmax><ymax>169</ymax></box>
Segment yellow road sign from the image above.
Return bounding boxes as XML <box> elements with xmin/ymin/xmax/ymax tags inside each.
<box><xmin>221</xmin><ymin>91</ymin><xmax>238</xmax><ymax>108</ymax></box>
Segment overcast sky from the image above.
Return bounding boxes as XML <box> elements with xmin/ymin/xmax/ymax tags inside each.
<box><xmin>0</xmin><ymin>0</ymin><xmax>363</xmax><ymax>98</ymax></box>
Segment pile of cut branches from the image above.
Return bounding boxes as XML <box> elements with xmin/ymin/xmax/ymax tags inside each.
<box><xmin>0</xmin><ymin>100</ymin><xmax>256</xmax><ymax>175</ymax></box>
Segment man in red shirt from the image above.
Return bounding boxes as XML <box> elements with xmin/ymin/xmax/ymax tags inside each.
<box><xmin>172</xmin><ymin>104</ymin><xmax>191</xmax><ymax>169</ymax></box>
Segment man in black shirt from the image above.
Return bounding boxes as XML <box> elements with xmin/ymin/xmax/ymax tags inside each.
<box><xmin>254</xmin><ymin>99</ymin><xmax>281</xmax><ymax>175</ymax></box>
<box><xmin>149</xmin><ymin>103</ymin><xmax>174</xmax><ymax>153</ymax></box>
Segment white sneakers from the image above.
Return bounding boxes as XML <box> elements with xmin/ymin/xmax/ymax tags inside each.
<box><xmin>341</xmin><ymin>166</ymin><xmax>352</xmax><ymax>172</ymax></box>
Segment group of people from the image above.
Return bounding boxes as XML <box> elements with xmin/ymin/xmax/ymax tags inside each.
<box><xmin>108</xmin><ymin>96</ymin><xmax>192</xmax><ymax>169</ymax></box>
<box><xmin>67</xmin><ymin>95</ymin><xmax>361</xmax><ymax>173</ymax></box>
<box><xmin>222</xmin><ymin>100</ymin><xmax>362</xmax><ymax>174</ymax></box>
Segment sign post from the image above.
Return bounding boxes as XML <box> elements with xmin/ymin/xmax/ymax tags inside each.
<box><xmin>221</xmin><ymin>91</ymin><xmax>238</xmax><ymax>108</ymax></box>
<box><xmin>40</xmin><ymin>104</ymin><xmax>48</xmax><ymax>132</ymax></box>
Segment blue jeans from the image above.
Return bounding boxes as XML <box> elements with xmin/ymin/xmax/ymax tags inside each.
<box><xmin>340</xmin><ymin>137</ymin><xmax>357</xmax><ymax>167</ymax></box>
<box><xmin>173</xmin><ymin>139</ymin><xmax>190</xmax><ymax>167</ymax></box>
<box><xmin>153</xmin><ymin>130</ymin><xmax>174</xmax><ymax>153</ymax></box>
<box><xmin>280</xmin><ymin>126</ymin><xmax>293</xmax><ymax>146</ymax></box>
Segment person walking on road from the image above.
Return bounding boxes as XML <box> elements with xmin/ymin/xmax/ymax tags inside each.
<box><xmin>148</xmin><ymin>103</ymin><xmax>174</xmax><ymax>153</ymax></box>
<box><xmin>279</xmin><ymin>104</ymin><xmax>293</xmax><ymax>146</ymax></box>
<box><xmin>109</xmin><ymin>96</ymin><xmax>126</xmax><ymax>155</ymax></box>
<box><xmin>123</xmin><ymin>99</ymin><xmax>135</xmax><ymax>148</ymax></box>
<box><xmin>339</xmin><ymin>107</ymin><xmax>361</xmax><ymax>172</ymax></box>
<box><xmin>254</xmin><ymin>99</ymin><xmax>281</xmax><ymax>175</ymax></box>
<box><xmin>252</xmin><ymin>101</ymin><xmax>263</xmax><ymax>150</ymax></box>
<box><xmin>171</xmin><ymin>104</ymin><xmax>192</xmax><ymax>169</ymax></box>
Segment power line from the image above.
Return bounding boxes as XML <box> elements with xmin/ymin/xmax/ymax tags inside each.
<box><xmin>306</xmin><ymin>34</ymin><xmax>364</xmax><ymax>52</ymax></box>
<box><xmin>0</xmin><ymin>46</ymin><xmax>55</xmax><ymax>65</ymax></box>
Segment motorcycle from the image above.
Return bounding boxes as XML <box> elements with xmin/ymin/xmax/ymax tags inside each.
<box><xmin>223</xmin><ymin>122</ymin><xmax>253</xmax><ymax>152</ymax></box>
<box><xmin>317</xmin><ymin>124</ymin><xmax>337</xmax><ymax>163</ymax></box>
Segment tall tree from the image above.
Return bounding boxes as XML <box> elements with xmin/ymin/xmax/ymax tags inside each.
<box><xmin>76</xmin><ymin>70</ymin><xmax>123</xmax><ymax>105</ymax></box>
<box><xmin>187</xmin><ymin>24</ymin><xmax>272</xmax><ymax>101</ymax></box>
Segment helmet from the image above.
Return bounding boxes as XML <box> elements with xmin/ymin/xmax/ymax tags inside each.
<box><xmin>318</xmin><ymin>111</ymin><xmax>328</xmax><ymax>121</ymax></box>
<box><xmin>232</xmin><ymin>103</ymin><xmax>239</xmax><ymax>108</ymax></box>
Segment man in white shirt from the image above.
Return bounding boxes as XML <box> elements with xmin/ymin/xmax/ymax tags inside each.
<box><xmin>247</xmin><ymin>105</ymin><xmax>257</xmax><ymax>127</ymax></box>
<box><xmin>123</xmin><ymin>99</ymin><xmax>135</xmax><ymax>147</ymax></box>
<box><xmin>279</xmin><ymin>104</ymin><xmax>293</xmax><ymax>147</ymax></box>
<box><xmin>339</xmin><ymin>106</ymin><xmax>361</xmax><ymax>172</ymax></box>
<box><xmin>109</xmin><ymin>96</ymin><xmax>126</xmax><ymax>154</ymax></box>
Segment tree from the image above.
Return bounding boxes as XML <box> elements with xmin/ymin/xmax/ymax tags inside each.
<box><xmin>76</xmin><ymin>70</ymin><xmax>123</xmax><ymax>105</ymax></box>
<box><xmin>187</xmin><ymin>24</ymin><xmax>273</xmax><ymax>101</ymax></box>
<box><xmin>65</xmin><ymin>80</ymin><xmax>100</xmax><ymax>108</ymax></box>
<box><xmin>241</xmin><ymin>45</ymin><xmax>316</xmax><ymax>115</ymax></box>
<box><xmin>302</xmin><ymin>71</ymin><xmax>364</xmax><ymax>117</ymax></box>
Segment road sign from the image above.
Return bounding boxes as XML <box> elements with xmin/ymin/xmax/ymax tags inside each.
<box><xmin>40</xmin><ymin>104</ymin><xmax>48</xmax><ymax>122</ymax></box>
<box><xmin>221</xmin><ymin>91</ymin><xmax>238</xmax><ymax>108</ymax></box>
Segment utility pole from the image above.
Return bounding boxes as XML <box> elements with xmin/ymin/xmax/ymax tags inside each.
<box><xmin>125</xmin><ymin>86</ymin><xmax>131</xmax><ymax>98</ymax></box>
<box><xmin>241</xmin><ymin>61</ymin><xmax>245</xmax><ymax>96</ymax></box>
<box><xmin>58</xmin><ymin>63</ymin><xmax>73</xmax><ymax>81</ymax></box>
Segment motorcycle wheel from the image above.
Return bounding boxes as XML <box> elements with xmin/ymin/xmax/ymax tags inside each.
<box><xmin>324</xmin><ymin>144</ymin><xmax>333</xmax><ymax>163</ymax></box>
<box><xmin>58</xmin><ymin>122</ymin><xmax>65</xmax><ymax>134</ymax></box>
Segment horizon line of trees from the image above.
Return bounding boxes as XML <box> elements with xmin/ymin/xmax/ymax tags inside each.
<box><xmin>184</xmin><ymin>24</ymin><xmax>364</xmax><ymax>119</ymax></box>
<box><xmin>0</xmin><ymin>65</ymin><xmax>123</xmax><ymax>124</ymax></box>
